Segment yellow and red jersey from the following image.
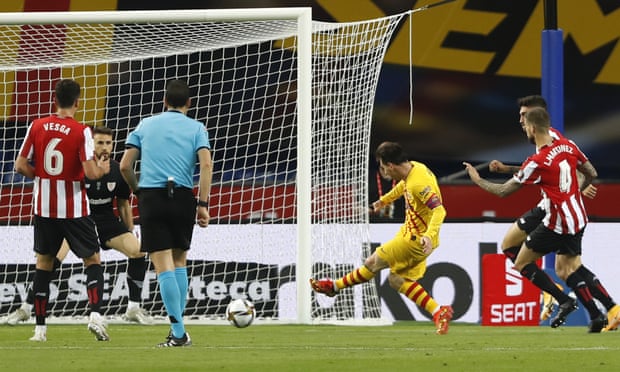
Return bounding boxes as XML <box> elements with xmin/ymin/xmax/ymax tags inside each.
<box><xmin>379</xmin><ymin>161</ymin><xmax>446</xmax><ymax>247</ymax></box>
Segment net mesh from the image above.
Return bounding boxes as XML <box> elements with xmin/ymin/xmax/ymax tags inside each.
<box><xmin>0</xmin><ymin>11</ymin><xmax>405</xmax><ymax>323</ymax></box>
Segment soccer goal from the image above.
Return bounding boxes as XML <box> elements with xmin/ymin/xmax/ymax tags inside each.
<box><xmin>0</xmin><ymin>8</ymin><xmax>406</xmax><ymax>324</ymax></box>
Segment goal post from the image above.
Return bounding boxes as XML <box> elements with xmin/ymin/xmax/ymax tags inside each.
<box><xmin>295</xmin><ymin>9</ymin><xmax>313</xmax><ymax>325</ymax></box>
<box><xmin>0</xmin><ymin>8</ymin><xmax>406</xmax><ymax>325</ymax></box>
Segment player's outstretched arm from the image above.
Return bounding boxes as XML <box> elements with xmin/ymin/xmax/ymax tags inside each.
<box><xmin>371</xmin><ymin>199</ymin><xmax>386</xmax><ymax>214</ymax></box>
<box><xmin>489</xmin><ymin>160</ymin><xmax>520</xmax><ymax>174</ymax></box>
<box><xmin>463</xmin><ymin>162</ymin><xmax>521</xmax><ymax>197</ymax></box>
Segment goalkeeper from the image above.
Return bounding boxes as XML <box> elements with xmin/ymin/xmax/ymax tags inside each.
<box><xmin>311</xmin><ymin>141</ymin><xmax>453</xmax><ymax>334</ymax></box>
<box><xmin>3</xmin><ymin>126</ymin><xmax>154</xmax><ymax>326</ymax></box>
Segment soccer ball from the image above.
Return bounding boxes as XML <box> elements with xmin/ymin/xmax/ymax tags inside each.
<box><xmin>226</xmin><ymin>299</ymin><xmax>255</xmax><ymax>328</ymax></box>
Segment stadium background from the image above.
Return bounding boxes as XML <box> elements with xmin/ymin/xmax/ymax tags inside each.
<box><xmin>2</xmin><ymin>0</ymin><xmax>618</xmax><ymax>221</ymax></box>
<box><xmin>0</xmin><ymin>0</ymin><xmax>619</xmax><ymax>325</ymax></box>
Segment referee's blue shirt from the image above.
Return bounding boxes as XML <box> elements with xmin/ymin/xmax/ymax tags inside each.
<box><xmin>125</xmin><ymin>110</ymin><xmax>210</xmax><ymax>189</ymax></box>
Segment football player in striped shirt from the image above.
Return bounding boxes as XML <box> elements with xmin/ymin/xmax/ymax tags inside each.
<box><xmin>488</xmin><ymin>95</ymin><xmax>619</xmax><ymax>331</ymax></box>
<box><xmin>14</xmin><ymin>79</ymin><xmax>110</xmax><ymax>341</ymax></box>
<box><xmin>6</xmin><ymin>126</ymin><xmax>153</xmax><ymax>326</ymax></box>
<box><xmin>464</xmin><ymin>107</ymin><xmax>611</xmax><ymax>332</ymax></box>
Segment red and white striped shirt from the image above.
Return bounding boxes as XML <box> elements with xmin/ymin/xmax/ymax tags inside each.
<box><xmin>513</xmin><ymin>137</ymin><xmax>589</xmax><ymax>234</ymax></box>
<box><xmin>18</xmin><ymin>115</ymin><xmax>94</xmax><ymax>218</ymax></box>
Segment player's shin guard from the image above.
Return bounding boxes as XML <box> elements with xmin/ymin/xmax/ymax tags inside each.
<box><xmin>566</xmin><ymin>272</ymin><xmax>603</xmax><ymax>319</ymax></box>
<box><xmin>127</xmin><ymin>257</ymin><xmax>148</xmax><ymax>303</ymax></box>
<box><xmin>399</xmin><ymin>280</ymin><xmax>439</xmax><ymax>316</ymax></box>
<box><xmin>576</xmin><ymin>265</ymin><xmax>616</xmax><ymax>310</ymax></box>
<box><xmin>502</xmin><ymin>246</ymin><xmax>520</xmax><ymax>263</ymax></box>
<box><xmin>85</xmin><ymin>264</ymin><xmax>104</xmax><ymax>314</ymax></box>
<box><xmin>26</xmin><ymin>257</ymin><xmax>63</xmax><ymax>306</ymax></box>
<box><xmin>520</xmin><ymin>263</ymin><xmax>571</xmax><ymax>303</ymax></box>
<box><xmin>32</xmin><ymin>269</ymin><xmax>52</xmax><ymax>325</ymax></box>
<box><xmin>335</xmin><ymin>265</ymin><xmax>374</xmax><ymax>291</ymax></box>
<box><xmin>26</xmin><ymin>284</ymin><xmax>35</xmax><ymax>306</ymax></box>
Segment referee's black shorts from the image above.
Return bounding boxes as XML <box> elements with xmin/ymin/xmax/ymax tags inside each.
<box><xmin>138</xmin><ymin>187</ymin><xmax>196</xmax><ymax>253</ymax></box>
<box><xmin>34</xmin><ymin>215</ymin><xmax>100</xmax><ymax>258</ymax></box>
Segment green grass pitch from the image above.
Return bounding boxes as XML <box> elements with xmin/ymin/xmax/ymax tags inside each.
<box><xmin>1</xmin><ymin>322</ymin><xmax>619</xmax><ymax>371</ymax></box>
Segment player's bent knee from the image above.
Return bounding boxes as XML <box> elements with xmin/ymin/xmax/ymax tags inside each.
<box><xmin>110</xmin><ymin>233</ymin><xmax>142</xmax><ymax>258</ymax></box>
<box><xmin>554</xmin><ymin>268</ymin><xmax>569</xmax><ymax>281</ymax></box>
<box><xmin>387</xmin><ymin>273</ymin><xmax>404</xmax><ymax>290</ymax></box>
<box><xmin>502</xmin><ymin>232</ymin><xmax>525</xmax><ymax>250</ymax></box>
<box><xmin>363</xmin><ymin>255</ymin><xmax>378</xmax><ymax>271</ymax></box>
<box><xmin>501</xmin><ymin>223</ymin><xmax>527</xmax><ymax>249</ymax></box>
<box><xmin>123</xmin><ymin>244</ymin><xmax>143</xmax><ymax>258</ymax></box>
<box><xmin>83</xmin><ymin>253</ymin><xmax>101</xmax><ymax>266</ymax></box>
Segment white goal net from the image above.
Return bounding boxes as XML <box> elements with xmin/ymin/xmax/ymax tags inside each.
<box><xmin>0</xmin><ymin>8</ymin><xmax>405</xmax><ymax>324</ymax></box>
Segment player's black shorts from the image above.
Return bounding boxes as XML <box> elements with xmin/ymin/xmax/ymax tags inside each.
<box><xmin>138</xmin><ymin>187</ymin><xmax>196</xmax><ymax>253</ymax></box>
<box><xmin>517</xmin><ymin>206</ymin><xmax>546</xmax><ymax>234</ymax></box>
<box><xmin>91</xmin><ymin>213</ymin><xmax>130</xmax><ymax>250</ymax></box>
<box><xmin>525</xmin><ymin>224</ymin><xmax>584</xmax><ymax>256</ymax></box>
<box><xmin>33</xmin><ymin>215</ymin><xmax>100</xmax><ymax>258</ymax></box>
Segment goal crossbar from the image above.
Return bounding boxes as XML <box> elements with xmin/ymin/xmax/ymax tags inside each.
<box><xmin>0</xmin><ymin>8</ymin><xmax>312</xmax><ymax>25</ymax></box>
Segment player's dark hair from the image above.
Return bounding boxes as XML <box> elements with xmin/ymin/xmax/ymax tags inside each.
<box><xmin>524</xmin><ymin>107</ymin><xmax>550</xmax><ymax>132</ymax></box>
<box><xmin>55</xmin><ymin>79</ymin><xmax>81</xmax><ymax>109</ymax></box>
<box><xmin>517</xmin><ymin>95</ymin><xmax>547</xmax><ymax>109</ymax></box>
<box><xmin>375</xmin><ymin>141</ymin><xmax>409</xmax><ymax>164</ymax></box>
<box><xmin>92</xmin><ymin>126</ymin><xmax>113</xmax><ymax>136</ymax></box>
<box><xmin>165</xmin><ymin>79</ymin><xmax>190</xmax><ymax>108</ymax></box>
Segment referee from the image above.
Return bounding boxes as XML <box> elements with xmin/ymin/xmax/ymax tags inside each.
<box><xmin>120</xmin><ymin>79</ymin><xmax>212</xmax><ymax>347</ymax></box>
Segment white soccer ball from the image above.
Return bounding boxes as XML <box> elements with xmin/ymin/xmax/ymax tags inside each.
<box><xmin>226</xmin><ymin>299</ymin><xmax>255</xmax><ymax>328</ymax></box>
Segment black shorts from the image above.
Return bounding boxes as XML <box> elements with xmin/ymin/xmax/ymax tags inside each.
<box><xmin>34</xmin><ymin>215</ymin><xmax>100</xmax><ymax>258</ymax></box>
<box><xmin>138</xmin><ymin>187</ymin><xmax>196</xmax><ymax>253</ymax></box>
<box><xmin>525</xmin><ymin>224</ymin><xmax>584</xmax><ymax>256</ymax></box>
<box><xmin>517</xmin><ymin>206</ymin><xmax>546</xmax><ymax>234</ymax></box>
<box><xmin>91</xmin><ymin>213</ymin><xmax>130</xmax><ymax>250</ymax></box>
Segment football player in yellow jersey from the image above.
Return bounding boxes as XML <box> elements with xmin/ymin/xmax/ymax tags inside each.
<box><xmin>310</xmin><ymin>141</ymin><xmax>453</xmax><ymax>334</ymax></box>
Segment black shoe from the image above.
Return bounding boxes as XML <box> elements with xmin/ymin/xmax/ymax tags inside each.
<box><xmin>588</xmin><ymin>315</ymin><xmax>607</xmax><ymax>333</ymax></box>
<box><xmin>157</xmin><ymin>332</ymin><xmax>192</xmax><ymax>347</ymax></box>
<box><xmin>550</xmin><ymin>298</ymin><xmax>578</xmax><ymax>328</ymax></box>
